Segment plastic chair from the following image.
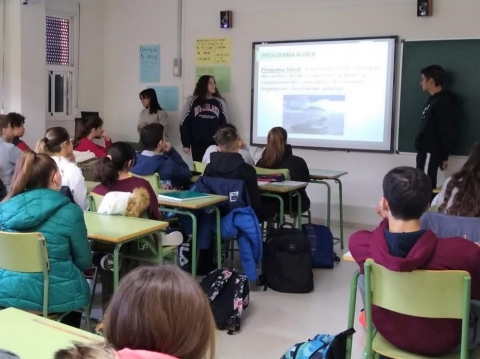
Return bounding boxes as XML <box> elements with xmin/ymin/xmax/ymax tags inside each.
<box><xmin>0</xmin><ymin>231</ymin><xmax>92</xmax><ymax>330</ymax></box>
<box><xmin>193</xmin><ymin>161</ymin><xmax>207</xmax><ymax>174</ymax></box>
<box><xmin>364</xmin><ymin>259</ymin><xmax>472</xmax><ymax>359</ymax></box>
<box><xmin>130</xmin><ymin>172</ymin><xmax>161</xmax><ymax>193</ymax></box>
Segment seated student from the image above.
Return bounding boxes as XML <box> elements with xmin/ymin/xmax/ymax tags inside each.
<box><xmin>55</xmin><ymin>265</ymin><xmax>215</xmax><ymax>359</ymax></box>
<box><xmin>73</xmin><ymin>115</ymin><xmax>112</xmax><ymax>158</ymax></box>
<box><xmin>7</xmin><ymin>112</ymin><xmax>30</xmax><ymax>151</ymax></box>
<box><xmin>257</xmin><ymin>126</ymin><xmax>311</xmax><ymax>213</ymax></box>
<box><xmin>131</xmin><ymin>123</ymin><xmax>192</xmax><ymax>189</ymax></box>
<box><xmin>92</xmin><ymin>142</ymin><xmax>160</xmax><ymax>220</ymax></box>
<box><xmin>0</xmin><ymin>114</ymin><xmax>22</xmax><ymax>190</ymax></box>
<box><xmin>432</xmin><ymin>140</ymin><xmax>480</xmax><ymax>216</ymax></box>
<box><xmin>0</xmin><ymin>152</ymin><xmax>91</xmax><ymax>323</ymax></box>
<box><xmin>349</xmin><ymin>166</ymin><xmax>480</xmax><ymax>356</ymax></box>
<box><xmin>202</xmin><ymin>124</ymin><xmax>255</xmax><ymax>166</ymax></box>
<box><xmin>36</xmin><ymin>127</ymin><xmax>88</xmax><ymax>210</ymax></box>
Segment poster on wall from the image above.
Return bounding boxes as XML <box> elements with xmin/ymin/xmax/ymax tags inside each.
<box><xmin>196</xmin><ymin>38</ymin><xmax>231</xmax><ymax>65</ymax></box>
<box><xmin>151</xmin><ymin>86</ymin><xmax>180</xmax><ymax>112</ymax></box>
<box><xmin>140</xmin><ymin>45</ymin><xmax>161</xmax><ymax>83</ymax></box>
<box><xmin>195</xmin><ymin>66</ymin><xmax>231</xmax><ymax>93</ymax></box>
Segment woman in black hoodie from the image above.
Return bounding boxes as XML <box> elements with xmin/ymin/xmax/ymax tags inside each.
<box><xmin>257</xmin><ymin>127</ymin><xmax>311</xmax><ymax>213</ymax></box>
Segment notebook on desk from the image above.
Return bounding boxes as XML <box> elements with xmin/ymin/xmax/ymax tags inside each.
<box><xmin>268</xmin><ymin>181</ymin><xmax>307</xmax><ymax>186</ymax></box>
<box><xmin>158</xmin><ymin>192</ymin><xmax>211</xmax><ymax>202</ymax></box>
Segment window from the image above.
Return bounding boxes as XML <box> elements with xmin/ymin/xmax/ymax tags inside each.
<box><xmin>45</xmin><ymin>0</ymin><xmax>79</xmax><ymax>122</ymax></box>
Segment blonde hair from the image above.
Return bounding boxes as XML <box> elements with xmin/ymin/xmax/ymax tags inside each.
<box><xmin>104</xmin><ymin>265</ymin><xmax>216</xmax><ymax>359</ymax></box>
<box><xmin>54</xmin><ymin>342</ymin><xmax>116</xmax><ymax>359</ymax></box>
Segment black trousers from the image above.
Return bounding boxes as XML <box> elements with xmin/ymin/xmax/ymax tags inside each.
<box><xmin>416</xmin><ymin>151</ymin><xmax>443</xmax><ymax>189</ymax></box>
<box><xmin>191</xmin><ymin>144</ymin><xmax>211</xmax><ymax>162</ymax></box>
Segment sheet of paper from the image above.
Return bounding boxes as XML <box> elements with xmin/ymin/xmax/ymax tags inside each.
<box><xmin>257</xmin><ymin>181</ymin><xmax>269</xmax><ymax>186</ymax></box>
<box><xmin>151</xmin><ymin>86</ymin><xmax>179</xmax><ymax>111</ymax></box>
<box><xmin>268</xmin><ymin>181</ymin><xmax>308</xmax><ymax>186</ymax></box>
<box><xmin>140</xmin><ymin>45</ymin><xmax>160</xmax><ymax>83</ymax></box>
<box><xmin>196</xmin><ymin>38</ymin><xmax>231</xmax><ymax>65</ymax></box>
<box><xmin>195</xmin><ymin>66</ymin><xmax>231</xmax><ymax>93</ymax></box>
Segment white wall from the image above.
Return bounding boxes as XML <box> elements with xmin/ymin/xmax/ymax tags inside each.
<box><xmin>103</xmin><ymin>0</ymin><xmax>480</xmax><ymax>227</ymax></box>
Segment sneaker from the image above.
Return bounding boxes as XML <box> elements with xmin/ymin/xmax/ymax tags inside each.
<box><xmin>100</xmin><ymin>254</ymin><xmax>121</xmax><ymax>272</ymax></box>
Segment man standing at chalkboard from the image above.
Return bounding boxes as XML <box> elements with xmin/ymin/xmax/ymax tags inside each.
<box><xmin>415</xmin><ymin>65</ymin><xmax>455</xmax><ymax>190</ymax></box>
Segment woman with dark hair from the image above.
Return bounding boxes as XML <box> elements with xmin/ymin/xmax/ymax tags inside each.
<box><xmin>433</xmin><ymin>140</ymin><xmax>480</xmax><ymax>216</ymax></box>
<box><xmin>138</xmin><ymin>88</ymin><xmax>169</xmax><ymax>135</ymax></box>
<box><xmin>0</xmin><ymin>151</ymin><xmax>91</xmax><ymax>319</ymax></box>
<box><xmin>73</xmin><ymin>115</ymin><xmax>112</xmax><ymax>158</ymax></box>
<box><xmin>257</xmin><ymin>127</ymin><xmax>311</xmax><ymax>213</ymax></box>
<box><xmin>180</xmin><ymin>75</ymin><xmax>228</xmax><ymax>161</ymax></box>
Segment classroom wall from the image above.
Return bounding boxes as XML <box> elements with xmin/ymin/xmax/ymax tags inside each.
<box><xmin>103</xmin><ymin>0</ymin><xmax>480</xmax><ymax>227</ymax></box>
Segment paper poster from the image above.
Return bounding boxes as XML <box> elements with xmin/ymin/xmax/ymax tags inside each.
<box><xmin>196</xmin><ymin>66</ymin><xmax>231</xmax><ymax>93</ymax></box>
<box><xmin>152</xmin><ymin>86</ymin><xmax>180</xmax><ymax>111</ymax></box>
<box><xmin>196</xmin><ymin>38</ymin><xmax>231</xmax><ymax>65</ymax></box>
<box><xmin>140</xmin><ymin>45</ymin><xmax>160</xmax><ymax>83</ymax></box>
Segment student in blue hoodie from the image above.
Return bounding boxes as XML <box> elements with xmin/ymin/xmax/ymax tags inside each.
<box><xmin>131</xmin><ymin>123</ymin><xmax>192</xmax><ymax>189</ymax></box>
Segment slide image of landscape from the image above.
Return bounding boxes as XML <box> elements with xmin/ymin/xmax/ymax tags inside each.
<box><xmin>282</xmin><ymin>95</ymin><xmax>345</xmax><ymax>136</ymax></box>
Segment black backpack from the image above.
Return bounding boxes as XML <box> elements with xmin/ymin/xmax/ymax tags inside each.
<box><xmin>259</xmin><ymin>228</ymin><xmax>314</xmax><ymax>293</ymax></box>
<box><xmin>200</xmin><ymin>268</ymin><xmax>250</xmax><ymax>335</ymax></box>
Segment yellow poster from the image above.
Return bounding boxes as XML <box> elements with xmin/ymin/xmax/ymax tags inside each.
<box><xmin>196</xmin><ymin>38</ymin><xmax>231</xmax><ymax>65</ymax></box>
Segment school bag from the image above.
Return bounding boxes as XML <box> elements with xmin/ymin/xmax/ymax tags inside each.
<box><xmin>302</xmin><ymin>224</ymin><xmax>341</xmax><ymax>268</ymax></box>
<box><xmin>259</xmin><ymin>228</ymin><xmax>314</xmax><ymax>293</ymax></box>
<box><xmin>200</xmin><ymin>268</ymin><xmax>250</xmax><ymax>334</ymax></box>
<box><xmin>281</xmin><ymin>328</ymin><xmax>355</xmax><ymax>359</ymax></box>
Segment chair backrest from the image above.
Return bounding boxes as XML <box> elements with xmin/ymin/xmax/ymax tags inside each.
<box><xmin>88</xmin><ymin>193</ymin><xmax>104</xmax><ymax>212</ymax></box>
<box><xmin>130</xmin><ymin>173</ymin><xmax>161</xmax><ymax>193</ymax></box>
<box><xmin>365</xmin><ymin>259</ymin><xmax>470</xmax><ymax>319</ymax></box>
<box><xmin>420</xmin><ymin>211</ymin><xmax>480</xmax><ymax>242</ymax></box>
<box><xmin>193</xmin><ymin>161</ymin><xmax>207</xmax><ymax>174</ymax></box>
<box><xmin>0</xmin><ymin>232</ymin><xmax>49</xmax><ymax>273</ymax></box>
<box><xmin>254</xmin><ymin>166</ymin><xmax>291</xmax><ymax>181</ymax></box>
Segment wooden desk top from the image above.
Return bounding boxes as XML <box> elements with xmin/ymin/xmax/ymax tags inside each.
<box><xmin>158</xmin><ymin>193</ymin><xmax>228</xmax><ymax>210</ymax></box>
<box><xmin>84</xmin><ymin>212</ymin><xmax>168</xmax><ymax>243</ymax></box>
<box><xmin>309</xmin><ymin>169</ymin><xmax>348</xmax><ymax>180</ymax></box>
<box><xmin>259</xmin><ymin>181</ymin><xmax>308</xmax><ymax>193</ymax></box>
<box><xmin>0</xmin><ymin>308</ymin><xmax>102</xmax><ymax>359</ymax></box>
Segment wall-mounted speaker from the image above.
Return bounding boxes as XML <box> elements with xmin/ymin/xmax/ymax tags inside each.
<box><xmin>220</xmin><ymin>11</ymin><xmax>232</xmax><ymax>29</ymax></box>
<box><xmin>417</xmin><ymin>0</ymin><xmax>432</xmax><ymax>17</ymax></box>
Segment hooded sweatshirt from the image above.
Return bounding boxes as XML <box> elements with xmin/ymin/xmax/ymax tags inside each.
<box><xmin>131</xmin><ymin>149</ymin><xmax>192</xmax><ymax>188</ymax></box>
<box><xmin>117</xmin><ymin>349</ymin><xmax>177</xmax><ymax>359</ymax></box>
<box><xmin>349</xmin><ymin>219</ymin><xmax>480</xmax><ymax>356</ymax></box>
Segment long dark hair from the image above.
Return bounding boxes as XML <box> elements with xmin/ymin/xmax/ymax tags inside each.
<box><xmin>4</xmin><ymin>151</ymin><xmax>58</xmax><ymax>201</ymax></box>
<box><xmin>439</xmin><ymin>141</ymin><xmax>480</xmax><ymax>216</ymax></box>
<box><xmin>193</xmin><ymin>75</ymin><xmax>222</xmax><ymax>104</ymax></box>
<box><xmin>257</xmin><ymin>127</ymin><xmax>288</xmax><ymax>168</ymax></box>
<box><xmin>139</xmin><ymin>88</ymin><xmax>163</xmax><ymax>114</ymax></box>
<box><xmin>35</xmin><ymin>127</ymin><xmax>71</xmax><ymax>155</ymax></box>
<box><xmin>94</xmin><ymin>142</ymin><xmax>136</xmax><ymax>188</ymax></box>
<box><xmin>73</xmin><ymin>116</ymin><xmax>104</xmax><ymax>147</ymax></box>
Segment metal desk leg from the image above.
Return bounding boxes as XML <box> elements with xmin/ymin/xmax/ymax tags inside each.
<box><xmin>336</xmin><ymin>178</ymin><xmax>344</xmax><ymax>249</ymax></box>
<box><xmin>346</xmin><ymin>270</ymin><xmax>360</xmax><ymax>359</ymax></box>
<box><xmin>261</xmin><ymin>193</ymin><xmax>284</xmax><ymax>226</ymax></box>
<box><xmin>214</xmin><ymin>206</ymin><xmax>222</xmax><ymax>269</ymax></box>
<box><xmin>113</xmin><ymin>243</ymin><xmax>123</xmax><ymax>291</ymax></box>
<box><xmin>310</xmin><ymin>180</ymin><xmax>331</xmax><ymax>228</ymax></box>
<box><xmin>294</xmin><ymin>191</ymin><xmax>302</xmax><ymax>229</ymax></box>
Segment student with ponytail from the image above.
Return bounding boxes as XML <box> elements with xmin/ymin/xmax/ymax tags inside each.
<box><xmin>0</xmin><ymin>151</ymin><xmax>91</xmax><ymax>318</ymax></box>
<box><xmin>36</xmin><ymin>127</ymin><xmax>88</xmax><ymax>210</ymax></box>
<box><xmin>257</xmin><ymin>127</ymin><xmax>311</xmax><ymax>213</ymax></box>
<box><xmin>73</xmin><ymin>115</ymin><xmax>112</xmax><ymax>158</ymax></box>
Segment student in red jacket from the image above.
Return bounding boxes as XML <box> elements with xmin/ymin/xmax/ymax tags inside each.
<box><xmin>8</xmin><ymin>112</ymin><xmax>30</xmax><ymax>151</ymax></box>
<box><xmin>73</xmin><ymin>115</ymin><xmax>112</xmax><ymax>157</ymax></box>
<box><xmin>349</xmin><ymin>166</ymin><xmax>480</xmax><ymax>356</ymax></box>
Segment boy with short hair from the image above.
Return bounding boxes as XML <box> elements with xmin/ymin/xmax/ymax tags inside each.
<box><xmin>349</xmin><ymin>166</ymin><xmax>480</xmax><ymax>356</ymax></box>
<box><xmin>0</xmin><ymin>114</ymin><xmax>22</xmax><ymax>190</ymax></box>
<box><xmin>7</xmin><ymin>112</ymin><xmax>30</xmax><ymax>151</ymax></box>
<box><xmin>131</xmin><ymin>123</ymin><xmax>191</xmax><ymax>189</ymax></box>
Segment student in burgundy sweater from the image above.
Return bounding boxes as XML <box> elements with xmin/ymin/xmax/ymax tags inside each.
<box><xmin>7</xmin><ymin>112</ymin><xmax>30</xmax><ymax>151</ymax></box>
<box><xmin>349</xmin><ymin>166</ymin><xmax>480</xmax><ymax>356</ymax></box>
<box><xmin>180</xmin><ymin>75</ymin><xmax>228</xmax><ymax>162</ymax></box>
<box><xmin>73</xmin><ymin>115</ymin><xmax>112</xmax><ymax>158</ymax></box>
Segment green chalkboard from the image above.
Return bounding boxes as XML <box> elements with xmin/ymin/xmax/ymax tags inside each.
<box><xmin>398</xmin><ymin>39</ymin><xmax>480</xmax><ymax>156</ymax></box>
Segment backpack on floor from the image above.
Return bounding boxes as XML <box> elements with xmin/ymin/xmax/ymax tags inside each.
<box><xmin>281</xmin><ymin>328</ymin><xmax>355</xmax><ymax>359</ymax></box>
<box><xmin>260</xmin><ymin>228</ymin><xmax>314</xmax><ymax>293</ymax></box>
<box><xmin>302</xmin><ymin>224</ymin><xmax>341</xmax><ymax>268</ymax></box>
<box><xmin>200</xmin><ymin>268</ymin><xmax>250</xmax><ymax>335</ymax></box>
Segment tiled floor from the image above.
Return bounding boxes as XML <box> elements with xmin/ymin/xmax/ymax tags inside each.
<box><xmin>91</xmin><ymin>226</ymin><xmax>367</xmax><ymax>359</ymax></box>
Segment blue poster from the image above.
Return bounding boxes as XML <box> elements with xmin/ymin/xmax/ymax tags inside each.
<box><xmin>140</xmin><ymin>45</ymin><xmax>160</xmax><ymax>83</ymax></box>
<box><xmin>152</xmin><ymin>86</ymin><xmax>180</xmax><ymax>111</ymax></box>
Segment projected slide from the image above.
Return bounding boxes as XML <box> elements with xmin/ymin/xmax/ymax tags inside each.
<box><xmin>251</xmin><ymin>37</ymin><xmax>397</xmax><ymax>152</ymax></box>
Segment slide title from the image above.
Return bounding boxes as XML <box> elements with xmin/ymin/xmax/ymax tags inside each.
<box><xmin>258</xmin><ymin>51</ymin><xmax>316</xmax><ymax>60</ymax></box>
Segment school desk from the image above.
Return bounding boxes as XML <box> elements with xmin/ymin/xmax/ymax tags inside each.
<box><xmin>259</xmin><ymin>181</ymin><xmax>308</xmax><ymax>229</ymax></box>
<box><xmin>158</xmin><ymin>193</ymin><xmax>228</xmax><ymax>278</ymax></box>
<box><xmin>0</xmin><ymin>308</ymin><xmax>102</xmax><ymax>359</ymax></box>
<box><xmin>84</xmin><ymin>211</ymin><xmax>169</xmax><ymax>290</ymax></box>
<box><xmin>309</xmin><ymin>169</ymin><xmax>348</xmax><ymax>249</ymax></box>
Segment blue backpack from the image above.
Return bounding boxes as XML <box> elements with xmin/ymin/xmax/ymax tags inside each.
<box><xmin>281</xmin><ymin>329</ymin><xmax>355</xmax><ymax>359</ymax></box>
<box><xmin>302</xmin><ymin>224</ymin><xmax>340</xmax><ymax>268</ymax></box>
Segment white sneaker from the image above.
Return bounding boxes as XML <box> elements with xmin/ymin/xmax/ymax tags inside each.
<box><xmin>163</xmin><ymin>231</ymin><xmax>183</xmax><ymax>246</ymax></box>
